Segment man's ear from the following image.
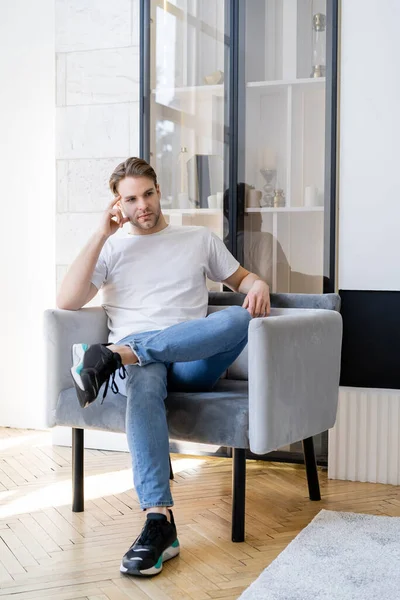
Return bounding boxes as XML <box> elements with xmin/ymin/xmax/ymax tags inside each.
<box><xmin>116</xmin><ymin>198</ymin><xmax>126</xmax><ymax>216</ymax></box>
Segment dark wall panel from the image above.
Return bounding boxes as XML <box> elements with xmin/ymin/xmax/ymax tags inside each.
<box><xmin>340</xmin><ymin>290</ymin><xmax>400</xmax><ymax>389</ymax></box>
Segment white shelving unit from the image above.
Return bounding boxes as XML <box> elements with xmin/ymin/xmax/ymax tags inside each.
<box><xmin>150</xmin><ymin>0</ymin><xmax>327</xmax><ymax>295</ymax></box>
<box><xmin>244</xmin><ymin>0</ymin><xmax>327</xmax><ymax>293</ymax></box>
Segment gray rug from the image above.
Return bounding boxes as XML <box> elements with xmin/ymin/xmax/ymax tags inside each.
<box><xmin>239</xmin><ymin>509</ymin><xmax>400</xmax><ymax>599</ymax></box>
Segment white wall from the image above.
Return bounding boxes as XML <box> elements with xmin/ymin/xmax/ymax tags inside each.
<box><xmin>0</xmin><ymin>1</ymin><xmax>55</xmax><ymax>429</ymax></box>
<box><xmin>55</xmin><ymin>0</ymin><xmax>139</xmax><ymax>295</ymax></box>
<box><xmin>338</xmin><ymin>0</ymin><xmax>400</xmax><ymax>291</ymax></box>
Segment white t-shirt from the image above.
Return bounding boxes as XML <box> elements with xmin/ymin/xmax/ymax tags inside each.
<box><xmin>91</xmin><ymin>225</ymin><xmax>240</xmax><ymax>342</ymax></box>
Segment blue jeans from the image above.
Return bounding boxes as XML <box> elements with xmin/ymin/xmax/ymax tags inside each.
<box><xmin>116</xmin><ymin>305</ymin><xmax>251</xmax><ymax>510</ymax></box>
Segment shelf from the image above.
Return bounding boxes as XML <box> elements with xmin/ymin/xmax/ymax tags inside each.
<box><xmin>164</xmin><ymin>207</ymin><xmax>323</xmax><ymax>215</ymax></box>
<box><xmin>152</xmin><ymin>84</ymin><xmax>224</xmax><ymax>98</ymax></box>
<box><xmin>152</xmin><ymin>79</ymin><xmax>324</xmax><ymax>97</ymax></box>
<box><xmin>163</xmin><ymin>208</ymin><xmax>222</xmax><ymax>215</ymax></box>
<box><xmin>247</xmin><ymin>78</ymin><xmax>325</xmax><ymax>94</ymax></box>
<box><xmin>246</xmin><ymin>207</ymin><xmax>324</xmax><ymax>213</ymax></box>
<box><xmin>151</xmin><ymin>78</ymin><xmax>324</xmax><ymax>110</ymax></box>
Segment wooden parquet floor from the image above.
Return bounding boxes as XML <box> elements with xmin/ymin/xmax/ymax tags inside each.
<box><xmin>1</xmin><ymin>428</ymin><xmax>400</xmax><ymax>600</ymax></box>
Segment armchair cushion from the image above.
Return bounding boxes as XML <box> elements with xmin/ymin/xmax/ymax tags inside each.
<box><xmin>56</xmin><ymin>379</ymin><xmax>249</xmax><ymax>448</ymax></box>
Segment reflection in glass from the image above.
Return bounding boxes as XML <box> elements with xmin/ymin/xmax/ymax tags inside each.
<box><xmin>151</xmin><ymin>0</ymin><xmax>225</xmax><ymax>223</ymax></box>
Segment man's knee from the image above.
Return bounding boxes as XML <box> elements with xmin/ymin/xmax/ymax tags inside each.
<box><xmin>224</xmin><ymin>305</ymin><xmax>252</xmax><ymax>330</ymax></box>
<box><xmin>126</xmin><ymin>362</ymin><xmax>168</xmax><ymax>396</ymax></box>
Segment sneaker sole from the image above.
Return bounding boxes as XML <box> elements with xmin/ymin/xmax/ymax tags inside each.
<box><xmin>71</xmin><ymin>344</ymin><xmax>87</xmax><ymax>388</ymax></box>
<box><xmin>71</xmin><ymin>344</ymin><xmax>97</xmax><ymax>408</ymax></box>
<box><xmin>119</xmin><ymin>539</ymin><xmax>180</xmax><ymax>577</ymax></box>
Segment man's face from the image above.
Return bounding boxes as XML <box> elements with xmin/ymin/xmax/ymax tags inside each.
<box><xmin>117</xmin><ymin>176</ymin><xmax>162</xmax><ymax>232</ymax></box>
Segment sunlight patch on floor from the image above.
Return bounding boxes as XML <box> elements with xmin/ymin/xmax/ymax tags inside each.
<box><xmin>0</xmin><ymin>456</ymin><xmax>207</xmax><ymax>518</ymax></box>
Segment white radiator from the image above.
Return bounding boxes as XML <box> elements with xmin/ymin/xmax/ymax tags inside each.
<box><xmin>328</xmin><ymin>387</ymin><xmax>400</xmax><ymax>485</ymax></box>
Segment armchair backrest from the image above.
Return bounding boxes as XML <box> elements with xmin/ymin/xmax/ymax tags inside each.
<box><xmin>208</xmin><ymin>291</ymin><xmax>341</xmax><ymax>311</ymax></box>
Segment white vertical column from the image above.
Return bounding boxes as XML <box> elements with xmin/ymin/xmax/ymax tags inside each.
<box><xmin>285</xmin><ymin>85</ymin><xmax>293</xmax><ymax>206</ymax></box>
<box><xmin>282</xmin><ymin>0</ymin><xmax>298</xmax><ymax>80</ymax></box>
<box><xmin>264</xmin><ymin>0</ymin><xmax>277</xmax><ymax>80</ymax></box>
<box><xmin>272</xmin><ymin>213</ymin><xmax>278</xmax><ymax>292</ymax></box>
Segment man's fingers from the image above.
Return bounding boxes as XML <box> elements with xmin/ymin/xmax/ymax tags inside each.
<box><xmin>249</xmin><ymin>294</ymin><xmax>261</xmax><ymax>316</ymax></box>
<box><xmin>255</xmin><ymin>297</ymin><xmax>264</xmax><ymax>316</ymax></box>
<box><xmin>247</xmin><ymin>296</ymin><xmax>256</xmax><ymax>316</ymax></box>
<box><xmin>254</xmin><ymin>296</ymin><xmax>269</xmax><ymax>317</ymax></box>
<box><xmin>261</xmin><ymin>299</ymin><xmax>270</xmax><ymax>316</ymax></box>
<box><xmin>244</xmin><ymin>291</ymin><xmax>271</xmax><ymax>317</ymax></box>
<box><xmin>109</xmin><ymin>195</ymin><xmax>121</xmax><ymax>209</ymax></box>
<box><xmin>110</xmin><ymin>208</ymin><xmax>123</xmax><ymax>224</ymax></box>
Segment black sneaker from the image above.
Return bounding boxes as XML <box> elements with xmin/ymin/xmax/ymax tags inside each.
<box><xmin>70</xmin><ymin>343</ymin><xmax>127</xmax><ymax>408</ymax></box>
<box><xmin>120</xmin><ymin>510</ymin><xmax>180</xmax><ymax>577</ymax></box>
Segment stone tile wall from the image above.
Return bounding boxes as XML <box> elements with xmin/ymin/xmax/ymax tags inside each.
<box><xmin>55</xmin><ymin>0</ymin><xmax>139</xmax><ymax>301</ymax></box>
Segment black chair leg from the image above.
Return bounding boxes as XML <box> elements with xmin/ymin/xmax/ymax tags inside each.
<box><xmin>302</xmin><ymin>437</ymin><xmax>321</xmax><ymax>501</ymax></box>
<box><xmin>169</xmin><ymin>454</ymin><xmax>174</xmax><ymax>480</ymax></box>
<box><xmin>232</xmin><ymin>448</ymin><xmax>246</xmax><ymax>542</ymax></box>
<box><xmin>72</xmin><ymin>428</ymin><xmax>84</xmax><ymax>512</ymax></box>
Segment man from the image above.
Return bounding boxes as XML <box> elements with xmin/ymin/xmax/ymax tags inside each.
<box><xmin>57</xmin><ymin>157</ymin><xmax>270</xmax><ymax>577</ymax></box>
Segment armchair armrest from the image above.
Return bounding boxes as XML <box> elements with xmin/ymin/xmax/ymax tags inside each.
<box><xmin>248</xmin><ymin>309</ymin><xmax>342</xmax><ymax>455</ymax></box>
<box><xmin>43</xmin><ymin>307</ymin><xmax>108</xmax><ymax>427</ymax></box>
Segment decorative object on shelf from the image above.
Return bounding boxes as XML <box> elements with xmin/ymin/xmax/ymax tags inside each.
<box><xmin>260</xmin><ymin>168</ymin><xmax>277</xmax><ymax>207</ymax></box>
<box><xmin>177</xmin><ymin>192</ymin><xmax>190</xmax><ymax>209</ymax></box>
<box><xmin>246</xmin><ymin>187</ymin><xmax>262</xmax><ymax>208</ymax></box>
<box><xmin>304</xmin><ymin>185</ymin><xmax>318</xmax><ymax>207</ymax></box>
<box><xmin>160</xmin><ymin>198</ymin><xmax>172</xmax><ymax>209</ymax></box>
<box><xmin>176</xmin><ymin>146</ymin><xmax>189</xmax><ymax>197</ymax></box>
<box><xmin>203</xmin><ymin>70</ymin><xmax>224</xmax><ymax>85</ymax></box>
<box><xmin>311</xmin><ymin>13</ymin><xmax>326</xmax><ymax>78</ymax></box>
<box><xmin>207</xmin><ymin>195</ymin><xmax>218</xmax><ymax>209</ymax></box>
<box><xmin>260</xmin><ymin>148</ymin><xmax>276</xmax><ymax>170</ymax></box>
<box><xmin>273</xmin><ymin>189</ymin><xmax>285</xmax><ymax>208</ymax></box>
<box><xmin>187</xmin><ymin>154</ymin><xmax>211</xmax><ymax>208</ymax></box>
<box><xmin>207</xmin><ymin>192</ymin><xmax>223</xmax><ymax>210</ymax></box>
<box><xmin>187</xmin><ymin>154</ymin><xmax>223</xmax><ymax>209</ymax></box>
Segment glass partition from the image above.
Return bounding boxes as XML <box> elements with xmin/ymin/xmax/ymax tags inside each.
<box><xmin>242</xmin><ymin>0</ymin><xmax>327</xmax><ymax>294</ymax></box>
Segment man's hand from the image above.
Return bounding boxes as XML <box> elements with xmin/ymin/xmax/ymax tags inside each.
<box><xmin>97</xmin><ymin>195</ymin><xmax>129</xmax><ymax>239</ymax></box>
<box><xmin>242</xmin><ymin>280</ymin><xmax>271</xmax><ymax>318</ymax></box>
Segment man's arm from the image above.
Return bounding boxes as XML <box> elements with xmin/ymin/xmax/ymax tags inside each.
<box><xmin>57</xmin><ymin>195</ymin><xmax>128</xmax><ymax>310</ymax></box>
<box><xmin>223</xmin><ymin>265</ymin><xmax>271</xmax><ymax>317</ymax></box>
<box><xmin>56</xmin><ymin>232</ymin><xmax>107</xmax><ymax>310</ymax></box>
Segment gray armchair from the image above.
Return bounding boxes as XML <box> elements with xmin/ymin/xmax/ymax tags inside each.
<box><xmin>44</xmin><ymin>292</ymin><xmax>342</xmax><ymax>542</ymax></box>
